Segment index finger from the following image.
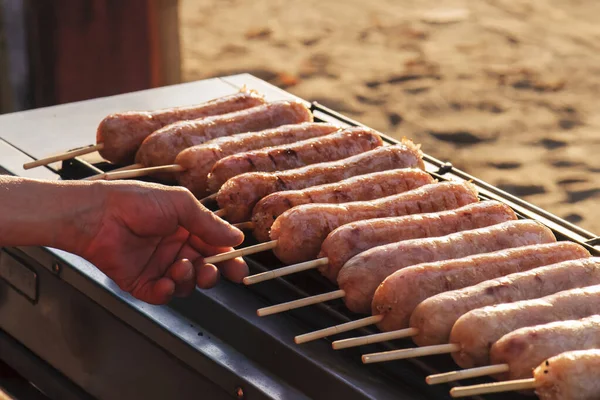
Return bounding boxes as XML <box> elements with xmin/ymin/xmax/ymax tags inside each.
<box><xmin>175</xmin><ymin>189</ymin><xmax>244</xmax><ymax>247</ymax></box>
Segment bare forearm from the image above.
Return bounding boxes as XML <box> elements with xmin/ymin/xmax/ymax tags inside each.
<box><xmin>0</xmin><ymin>176</ymin><xmax>102</xmax><ymax>251</ymax></box>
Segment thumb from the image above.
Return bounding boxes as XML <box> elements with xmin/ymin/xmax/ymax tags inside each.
<box><xmin>174</xmin><ymin>189</ymin><xmax>244</xmax><ymax>247</ymax></box>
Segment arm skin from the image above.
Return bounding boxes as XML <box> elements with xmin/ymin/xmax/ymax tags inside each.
<box><xmin>0</xmin><ymin>175</ymin><xmax>247</xmax><ymax>305</ymax></box>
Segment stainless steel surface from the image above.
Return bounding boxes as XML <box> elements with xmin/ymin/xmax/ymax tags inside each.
<box><xmin>0</xmin><ymin>249</ymin><xmax>37</xmax><ymax>303</ymax></box>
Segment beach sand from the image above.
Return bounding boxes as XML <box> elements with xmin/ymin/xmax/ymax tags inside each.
<box><xmin>180</xmin><ymin>0</ymin><xmax>600</xmax><ymax>235</ymax></box>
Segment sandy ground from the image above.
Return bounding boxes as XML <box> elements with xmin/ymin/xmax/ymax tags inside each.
<box><xmin>180</xmin><ymin>0</ymin><xmax>600</xmax><ymax>235</ymax></box>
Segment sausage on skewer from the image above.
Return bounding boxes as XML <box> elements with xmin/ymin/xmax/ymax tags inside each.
<box><xmin>206</xmin><ymin>127</ymin><xmax>384</xmax><ymax>192</ymax></box>
<box><xmin>491</xmin><ymin>315</ymin><xmax>600</xmax><ymax>381</ymax></box>
<box><xmin>450</xmin><ymin>349</ymin><xmax>600</xmax><ymax>399</ymax></box>
<box><xmin>98</xmin><ymin>91</ymin><xmax>267</xmax><ymax>165</ymax></box>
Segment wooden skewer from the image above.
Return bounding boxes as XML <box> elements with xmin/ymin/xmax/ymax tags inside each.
<box><xmin>427</xmin><ymin>364</ymin><xmax>510</xmax><ymax>385</ymax></box>
<box><xmin>203</xmin><ymin>240</ymin><xmax>278</xmax><ymax>264</ymax></box>
<box><xmin>200</xmin><ymin>193</ymin><xmax>218</xmax><ymax>204</ymax></box>
<box><xmin>257</xmin><ymin>289</ymin><xmax>345</xmax><ymax>317</ymax></box>
<box><xmin>214</xmin><ymin>209</ymin><xmax>227</xmax><ymax>218</ymax></box>
<box><xmin>243</xmin><ymin>257</ymin><xmax>328</xmax><ymax>285</ymax></box>
<box><xmin>362</xmin><ymin>343</ymin><xmax>460</xmax><ymax>364</ymax></box>
<box><xmin>84</xmin><ymin>163</ymin><xmax>144</xmax><ymax>180</ymax></box>
<box><xmin>295</xmin><ymin>315</ymin><xmax>384</xmax><ymax>345</ymax></box>
<box><xmin>332</xmin><ymin>327</ymin><xmax>418</xmax><ymax>350</ymax></box>
<box><xmin>232</xmin><ymin>221</ymin><xmax>254</xmax><ymax>230</ymax></box>
<box><xmin>450</xmin><ymin>378</ymin><xmax>537</xmax><ymax>398</ymax></box>
<box><xmin>23</xmin><ymin>143</ymin><xmax>105</xmax><ymax>169</ymax></box>
<box><xmin>95</xmin><ymin>164</ymin><xmax>185</xmax><ymax>180</ymax></box>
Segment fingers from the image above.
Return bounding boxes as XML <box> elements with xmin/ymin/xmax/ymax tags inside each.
<box><xmin>165</xmin><ymin>259</ymin><xmax>196</xmax><ymax>297</ymax></box>
<box><xmin>175</xmin><ymin>189</ymin><xmax>244</xmax><ymax>248</ymax></box>
<box><xmin>195</xmin><ymin>262</ymin><xmax>220</xmax><ymax>289</ymax></box>
<box><xmin>215</xmin><ymin>257</ymin><xmax>249</xmax><ymax>284</ymax></box>
<box><xmin>188</xmin><ymin>236</ymin><xmax>249</xmax><ymax>283</ymax></box>
<box><xmin>132</xmin><ymin>277</ymin><xmax>175</xmax><ymax>305</ymax></box>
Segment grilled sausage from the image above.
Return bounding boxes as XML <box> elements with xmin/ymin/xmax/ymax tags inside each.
<box><xmin>135</xmin><ymin>100</ymin><xmax>313</xmax><ymax>171</ymax></box>
<box><xmin>270</xmin><ymin>181</ymin><xmax>479</xmax><ymax>265</ymax></box>
<box><xmin>318</xmin><ymin>201</ymin><xmax>516</xmax><ymax>282</ymax></box>
<box><xmin>206</xmin><ymin>127</ymin><xmax>383</xmax><ymax>192</ymax></box>
<box><xmin>491</xmin><ymin>315</ymin><xmax>600</xmax><ymax>381</ymax></box>
<box><xmin>450</xmin><ymin>284</ymin><xmax>600</xmax><ymax>369</ymax></box>
<box><xmin>410</xmin><ymin>248</ymin><xmax>593</xmax><ymax>347</ymax></box>
<box><xmin>339</xmin><ymin>220</ymin><xmax>556</xmax><ymax>314</ymax></box>
<box><xmin>216</xmin><ymin>142</ymin><xmax>424</xmax><ymax>223</ymax></box>
<box><xmin>251</xmin><ymin>169</ymin><xmax>435</xmax><ymax>242</ymax></box>
<box><xmin>175</xmin><ymin>123</ymin><xmax>340</xmax><ymax>196</ymax></box>
<box><xmin>374</xmin><ymin>245</ymin><xmax>592</xmax><ymax>333</ymax></box>
<box><xmin>97</xmin><ymin>91</ymin><xmax>265</xmax><ymax>165</ymax></box>
<box><xmin>534</xmin><ymin>350</ymin><xmax>600</xmax><ymax>400</ymax></box>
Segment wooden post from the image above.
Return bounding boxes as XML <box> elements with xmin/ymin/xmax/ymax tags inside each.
<box><xmin>22</xmin><ymin>0</ymin><xmax>181</xmax><ymax>108</ymax></box>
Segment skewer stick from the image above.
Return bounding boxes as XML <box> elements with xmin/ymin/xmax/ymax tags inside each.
<box><xmin>450</xmin><ymin>378</ymin><xmax>537</xmax><ymax>398</ymax></box>
<box><xmin>84</xmin><ymin>163</ymin><xmax>144</xmax><ymax>180</ymax></box>
<box><xmin>203</xmin><ymin>240</ymin><xmax>278</xmax><ymax>264</ymax></box>
<box><xmin>332</xmin><ymin>327</ymin><xmax>418</xmax><ymax>350</ymax></box>
<box><xmin>23</xmin><ymin>143</ymin><xmax>104</xmax><ymax>169</ymax></box>
<box><xmin>362</xmin><ymin>343</ymin><xmax>459</xmax><ymax>364</ymax></box>
<box><xmin>200</xmin><ymin>193</ymin><xmax>218</xmax><ymax>204</ymax></box>
<box><xmin>214</xmin><ymin>209</ymin><xmax>226</xmax><ymax>217</ymax></box>
<box><xmin>243</xmin><ymin>257</ymin><xmax>328</xmax><ymax>285</ymax></box>
<box><xmin>232</xmin><ymin>221</ymin><xmax>254</xmax><ymax>230</ymax></box>
<box><xmin>427</xmin><ymin>364</ymin><xmax>509</xmax><ymax>385</ymax></box>
<box><xmin>110</xmin><ymin>163</ymin><xmax>144</xmax><ymax>173</ymax></box>
<box><xmin>295</xmin><ymin>315</ymin><xmax>384</xmax><ymax>345</ymax></box>
<box><xmin>257</xmin><ymin>289</ymin><xmax>346</xmax><ymax>317</ymax></box>
<box><xmin>97</xmin><ymin>164</ymin><xmax>185</xmax><ymax>180</ymax></box>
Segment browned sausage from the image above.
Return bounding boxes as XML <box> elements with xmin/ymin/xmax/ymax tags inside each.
<box><xmin>534</xmin><ymin>350</ymin><xmax>600</xmax><ymax>400</ymax></box>
<box><xmin>339</xmin><ymin>220</ymin><xmax>556</xmax><ymax>314</ymax></box>
<box><xmin>206</xmin><ymin>127</ymin><xmax>383</xmax><ymax>192</ymax></box>
<box><xmin>216</xmin><ymin>142</ymin><xmax>424</xmax><ymax>223</ymax></box>
<box><xmin>491</xmin><ymin>314</ymin><xmax>600</xmax><ymax>381</ymax></box>
<box><xmin>373</xmin><ymin>245</ymin><xmax>592</xmax><ymax>333</ymax></box>
<box><xmin>450</xmin><ymin>285</ymin><xmax>600</xmax><ymax>369</ymax></box>
<box><xmin>135</xmin><ymin>100</ymin><xmax>313</xmax><ymax>170</ymax></box>
<box><xmin>318</xmin><ymin>200</ymin><xmax>516</xmax><ymax>282</ymax></box>
<box><xmin>97</xmin><ymin>91</ymin><xmax>265</xmax><ymax>165</ymax></box>
<box><xmin>410</xmin><ymin>246</ymin><xmax>592</xmax><ymax>347</ymax></box>
<box><xmin>251</xmin><ymin>169</ymin><xmax>435</xmax><ymax>242</ymax></box>
<box><xmin>270</xmin><ymin>181</ymin><xmax>479</xmax><ymax>265</ymax></box>
<box><xmin>175</xmin><ymin>122</ymin><xmax>340</xmax><ymax>196</ymax></box>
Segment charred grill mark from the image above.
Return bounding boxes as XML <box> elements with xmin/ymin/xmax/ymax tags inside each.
<box><xmin>246</xmin><ymin>155</ymin><xmax>257</xmax><ymax>170</ymax></box>
<box><xmin>267</xmin><ymin>153</ymin><xmax>278</xmax><ymax>169</ymax></box>
<box><xmin>284</xmin><ymin>148</ymin><xmax>298</xmax><ymax>158</ymax></box>
<box><xmin>275</xmin><ymin>176</ymin><xmax>289</xmax><ymax>191</ymax></box>
<box><xmin>210</xmin><ymin>147</ymin><xmax>223</xmax><ymax>160</ymax></box>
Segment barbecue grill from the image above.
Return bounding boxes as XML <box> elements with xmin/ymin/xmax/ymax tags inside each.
<box><xmin>0</xmin><ymin>74</ymin><xmax>598</xmax><ymax>400</ymax></box>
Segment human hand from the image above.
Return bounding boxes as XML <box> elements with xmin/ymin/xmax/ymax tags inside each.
<box><xmin>70</xmin><ymin>181</ymin><xmax>246</xmax><ymax>304</ymax></box>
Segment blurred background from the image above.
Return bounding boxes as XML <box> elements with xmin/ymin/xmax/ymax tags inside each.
<box><xmin>1</xmin><ymin>0</ymin><xmax>599</xmax><ymax>233</ymax></box>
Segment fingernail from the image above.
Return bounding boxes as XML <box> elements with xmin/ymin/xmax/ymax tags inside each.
<box><xmin>182</xmin><ymin>259</ymin><xmax>194</xmax><ymax>279</ymax></box>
